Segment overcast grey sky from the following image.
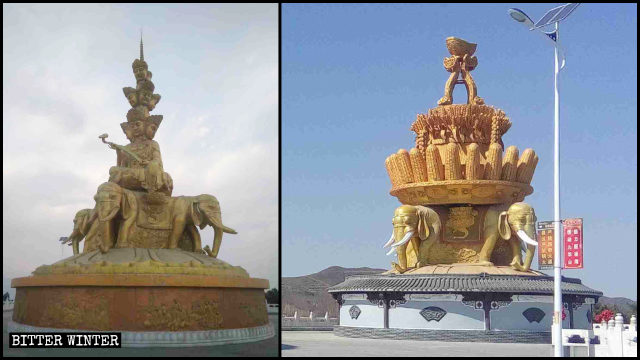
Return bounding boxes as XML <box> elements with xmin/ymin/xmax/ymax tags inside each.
<box><xmin>3</xmin><ymin>3</ymin><xmax>279</xmax><ymax>294</ymax></box>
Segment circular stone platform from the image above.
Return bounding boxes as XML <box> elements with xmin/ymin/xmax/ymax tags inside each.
<box><xmin>328</xmin><ymin>266</ymin><xmax>602</xmax><ymax>343</ymax></box>
<box><xmin>11</xmin><ymin>248</ymin><xmax>273</xmax><ymax>347</ymax></box>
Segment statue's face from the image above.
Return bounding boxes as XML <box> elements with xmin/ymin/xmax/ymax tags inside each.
<box><xmin>134</xmin><ymin>66</ymin><xmax>148</xmax><ymax>82</ymax></box>
<box><xmin>148</xmin><ymin>96</ymin><xmax>158</xmax><ymax>111</ymax></box>
<box><xmin>127</xmin><ymin>93</ymin><xmax>137</xmax><ymax>107</ymax></box>
<box><xmin>145</xmin><ymin>123</ymin><xmax>157</xmax><ymax>139</ymax></box>
<box><xmin>131</xmin><ymin>120</ymin><xmax>145</xmax><ymax>138</ymax></box>
<box><xmin>139</xmin><ymin>90</ymin><xmax>153</xmax><ymax>107</ymax></box>
<box><xmin>123</xmin><ymin>125</ymin><xmax>133</xmax><ymax>141</ymax></box>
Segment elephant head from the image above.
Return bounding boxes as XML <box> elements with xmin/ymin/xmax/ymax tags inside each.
<box><xmin>65</xmin><ymin>208</ymin><xmax>96</xmax><ymax>255</ymax></box>
<box><xmin>383</xmin><ymin>205</ymin><xmax>441</xmax><ymax>272</ymax></box>
<box><xmin>94</xmin><ymin>182</ymin><xmax>137</xmax><ymax>252</ymax></box>
<box><xmin>190</xmin><ymin>194</ymin><xmax>237</xmax><ymax>258</ymax></box>
<box><xmin>498</xmin><ymin>202</ymin><xmax>538</xmax><ymax>272</ymax></box>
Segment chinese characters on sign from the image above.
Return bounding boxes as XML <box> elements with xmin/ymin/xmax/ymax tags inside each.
<box><xmin>563</xmin><ymin>218</ymin><xmax>583</xmax><ymax>269</ymax></box>
<box><xmin>537</xmin><ymin>221</ymin><xmax>555</xmax><ymax>270</ymax></box>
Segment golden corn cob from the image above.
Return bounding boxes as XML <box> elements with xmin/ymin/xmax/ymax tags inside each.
<box><xmin>501</xmin><ymin>145</ymin><xmax>519</xmax><ymax>181</ymax></box>
<box><xmin>444</xmin><ymin>143</ymin><xmax>462</xmax><ymax>180</ymax></box>
<box><xmin>516</xmin><ymin>148</ymin><xmax>536</xmax><ymax>183</ymax></box>
<box><xmin>410</xmin><ymin>147</ymin><xmax>428</xmax><ymax>182</ymax></box>
<box><xmin>385</xmin><ymin>156</ymin><xmax>398</xmax><ymax>187</ymax></box>
<box><xmin>485</xmin><ymin>142</ymin><xmax>503</xmax><ymax>180</ymax></box>
<box><xmin>390</xmin><ymin>153</ymin><xmax>405</xmax><ymax>185</ymax></box>
<box><xmin>425</xmin><ymin>144</ymin><xmax>444</xmax><ymax>181</ymax></box>
<box><xmin>465</xmin><ymin>143</ymin><xmax>481</xmax><ymax>180</ymax></box>
<box><xmin>523</xmin><ymin>153</ymin><xmax>539</xmax><ymax>184</ymax></box>
<box><xmin>396</xmin><ymin>149</ymin><xmax>414</xmax><ymax>184</ymax></box>
<box><xmin>390</xmin><ymin>154</ymin><xmax>405</xmax><ymax>187</ymax></box>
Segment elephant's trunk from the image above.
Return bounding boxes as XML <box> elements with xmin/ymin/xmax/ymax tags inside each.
<box><xmin>430</xmin><ymin>218</ymin><xmax>441</xmax><ymax>243</ymax></box>
<box><xmin>66</xmin><ymin>228</ymin><xmax>81</xmax><ymax>256</ymax></box>
<box><xmin>208</xmin><ymin>224</ymin><xmax>236</xmax><ymax>258</ymax></box>
<box><xmin>72</xmin><ymin>238</ymin><xmax>80</xmax><ymax>255</ymax></box>
<box><xmin>98</xmin><ymin>206</ymin><xmax>119</xmax><ymax>222</ymax></box>
<box><xmin>210</xmin><ymin>226</ymin><xmax>223</xmax><ymax>258</ymax></box>
<box><xmin>393</xmin><ymin>226</ymin><xmax>409</xmax><ymax>245</ymax></box>
<box><xmin>521</xmin><ymin>244</ymin><xmax>536</xmax><ymax>272</ymax></box>
<box><xmin>98</xmin><ymin>220</ymin><xmax>114</xmax><ymax>254</ymax></box>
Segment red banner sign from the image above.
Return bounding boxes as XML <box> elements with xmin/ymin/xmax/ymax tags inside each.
<box><xmin>537</xmin><ymin>221</ymin><xmax>555</xmax><ymax>270</ymax></box>
<box><xmin>563</xmin><ymin>218</ymin><xmax>583</xmax><ymax>269</ymax></box>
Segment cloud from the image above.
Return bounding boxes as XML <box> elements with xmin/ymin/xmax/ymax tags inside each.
<box><xmin>3</xmin><ymin>4</ymin><xmax>278</xmax><ymax>290</ymax></box>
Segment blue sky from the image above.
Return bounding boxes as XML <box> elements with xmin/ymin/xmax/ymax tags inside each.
<box><xmin>3</xmin><ymin>4</ymin><xmax>278</xmax><ymax>294</ymax></box>
<box><xmin>282</xmin><ymin>3</ymin><xmax>637</xmax><ymax>299</ymax></box>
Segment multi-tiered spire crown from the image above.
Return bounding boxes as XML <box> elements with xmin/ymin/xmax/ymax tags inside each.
<box><xmin>121</xmin><ymin>35</ymin><xmax>162</xmax><ymax>139</ymax></box>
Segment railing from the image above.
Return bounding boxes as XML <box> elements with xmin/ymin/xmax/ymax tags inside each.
<box><xmin>591</xmin><ymin>314</ymin><xmax>637</xmax><ymax>357</ymax></box>
<box><xmin>282</xmin><ymin>311</ymin><xmax>339</xmax><ymax>330</ymax></box>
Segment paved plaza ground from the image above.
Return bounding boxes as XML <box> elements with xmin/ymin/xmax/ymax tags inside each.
<box><xmin>3</xmin><ymin>311</ymin><xmax>278</xmax><ymax>357</ymax></box>
<box><xmin>282</xmin><ymin>330</ymin><xmax>551</xmax><ymax>357</ymax></box>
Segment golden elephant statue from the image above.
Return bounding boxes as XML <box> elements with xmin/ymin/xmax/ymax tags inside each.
<box><xmin>60</xmin><ymin>208</ymin><xmax>99</xmax><ymax>255</ymax></box>
<box><xmin>93</xmin><ymin>182</ymin><xmax>138</xmax><ymax>252</ymax></box>
<box><xmin>169</xmin><ymin>194</ymin><xmax>238</xmax><ymax>258</ymax></box>
<box><xmin>383</xmin><ymin>205</ymin><xmax>441</xmax><ymax>273</ymax></box>
<box><xmin>478</xmin><ymin>202</ymin><xmax>539</xmax><ymax>272</ymax></box>
<box><xmin>91</xmin><ymin>182</ymin><xmax>237</xmax><ymax>257</ymax></box>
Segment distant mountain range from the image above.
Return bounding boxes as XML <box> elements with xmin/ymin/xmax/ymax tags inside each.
<box><xmin>282</xmin><ymin>266</ymin><xmax>636</xmax><ymax>319</ymax></box>
<box><xmin>596</xmin><ymin>295</ymin><xmax>637</xmax><ymax>318</ymax></box>
<box><xmin>281</xmin><ymin>266</ymin><xmax>386</xmax><ymax>317</ymax></box>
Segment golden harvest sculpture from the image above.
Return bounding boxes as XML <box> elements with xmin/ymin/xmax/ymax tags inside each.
<box><xmin>383</xmin><ymin>37</ymin><xmax>539</xmax><ymax>274</ymax></box>
<box><xmin>59</xmin><ymin>38</ymin><xmax>236</xmax><ymax>260</ymax></box>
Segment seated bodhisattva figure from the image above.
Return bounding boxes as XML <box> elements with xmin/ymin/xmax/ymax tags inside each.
<box><xmin>107</xmin><ymin>106</ymin><xmax>173</xmax><ymax>196</ymax></box>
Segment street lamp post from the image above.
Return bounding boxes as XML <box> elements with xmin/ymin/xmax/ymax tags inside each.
<box><xmin>508</xmin><ymin>3</ymin><xmax>581</xmax><ymax>357</ymax></box>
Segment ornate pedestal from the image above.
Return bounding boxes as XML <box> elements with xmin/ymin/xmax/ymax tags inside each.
<box><xmin>329</xmin><ymin>266</ymin><xmax>602</xmax><ymax>343</ymax></box>
<box><xmin>10</xmin><ymin>249</ymin><xmax>273</xmax><ymax>347</ymax></box>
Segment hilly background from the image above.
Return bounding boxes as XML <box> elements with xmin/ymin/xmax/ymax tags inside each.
<box><xmin>282</xmin><ymin>266</ymin><xmax>637</xmax><ymax>320</ymax></box>
<box><xmin>281</xmin><ymin>266</ymin><xmax>385</xmax><ymax>317</ymax></box>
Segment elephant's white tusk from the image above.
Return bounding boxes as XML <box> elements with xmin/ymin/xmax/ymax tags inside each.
<box><xmin>392</xmin><ymin>231</ymin><xmax>414</xmax><ymax>248</ymax></box>
<box><xmin>383</xmin><ymin>232</ymin><xmax>395</xmax><ymax>248</ymax></box>
<box><xmin>517</xmin><ymin>230</ymin><xmax>538</xmax><ymax>246</ymax></box>
<box><xmin>385</xmin><ymin>231</ymin><xmax>413</xmax><ymax>256</ymax></box>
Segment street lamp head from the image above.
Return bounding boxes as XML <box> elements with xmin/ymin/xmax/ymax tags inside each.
<box><xmin>508</xmin><ymin>8</ymin><xmax>535</xmax><ymax>29</ymax></box>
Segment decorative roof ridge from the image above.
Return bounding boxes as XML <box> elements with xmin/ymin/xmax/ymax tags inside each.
<box><xmin>339</xmin><ymin>273</ymin><xmax>586</xmax><ymax>284</ymax></box>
